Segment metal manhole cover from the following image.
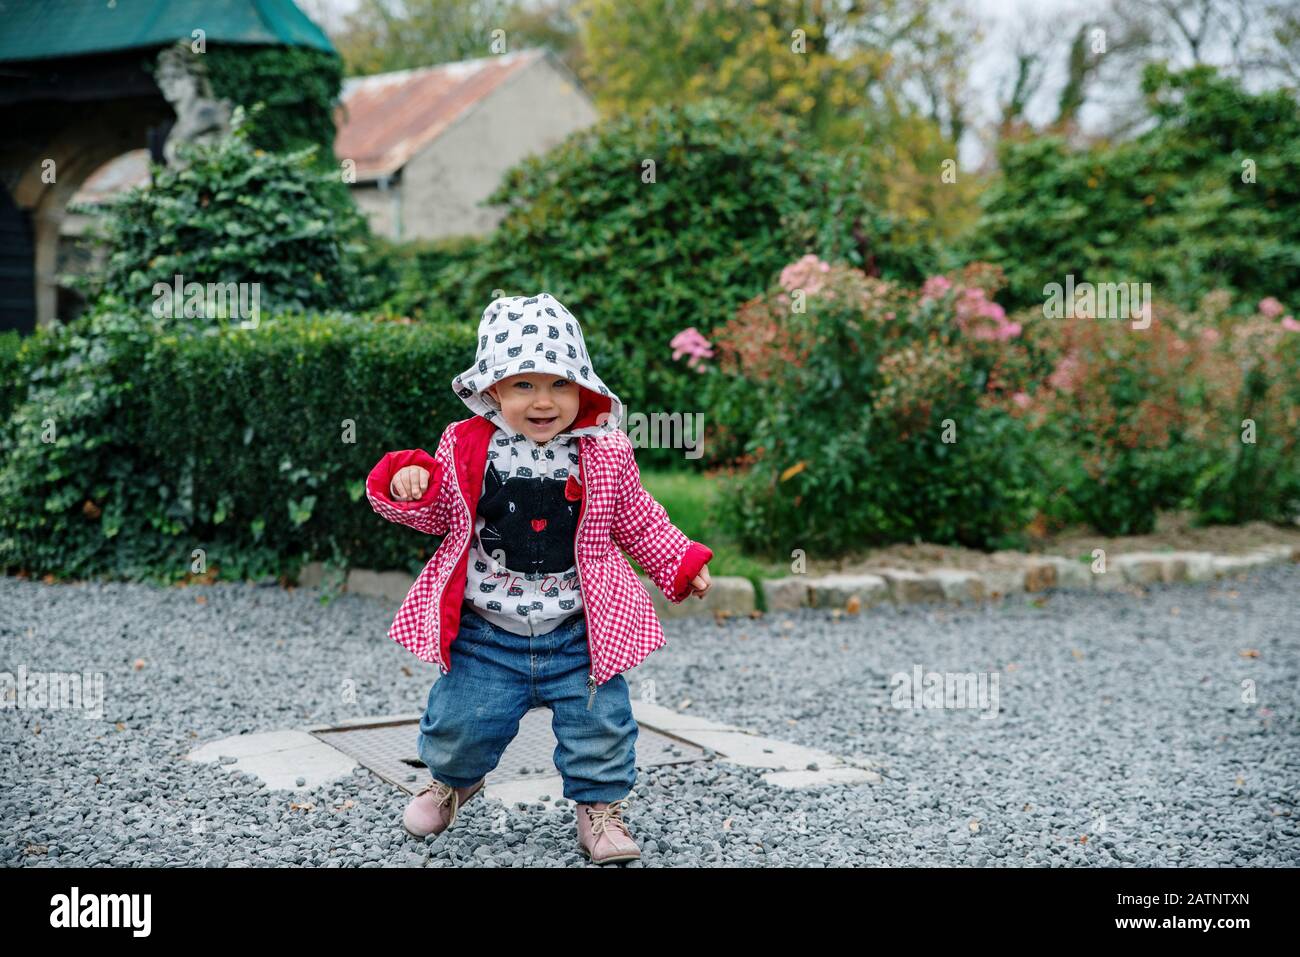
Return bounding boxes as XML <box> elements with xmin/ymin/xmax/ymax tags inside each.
<box><xmin>310</xmin><ymin>708</ymin><xmax>707</xmax><ymax>795</ymax></box>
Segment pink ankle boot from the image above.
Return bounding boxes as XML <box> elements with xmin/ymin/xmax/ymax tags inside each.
<box><xmin>576</xmin><ymin>798</ymin><xmax>641</xmax><ymax>864</ymax></box>
<box><xmin>402</xmin><ymin>778</ymin><xmax>485</xmax><ymax>838</ymax></box>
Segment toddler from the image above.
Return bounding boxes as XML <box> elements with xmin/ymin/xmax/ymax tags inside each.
<box><xmin>365</xmin><ymin>292</ymin><xmax>713</xmax><ymax>864</ymax></box>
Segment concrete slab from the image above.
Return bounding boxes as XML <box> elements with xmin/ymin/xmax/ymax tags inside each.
<box><xmin>878</xmin><ymin>568</ymin><xmax>946</xmax><ymax>603</ymax></box>
<box><xmin>807</xmin><ymin>574</ymin><xmax>889</xmax><ymax>609</ymax></box>
<box><xmin>762</xmin><ymin>766</ymin><xmax>881</xmax><ymax>788</ymax></box>
<box><xmin>345</xmin><ymin>569</ymin><xmax>412</xmax><ymax>604</ymax></box>
<box><xmin>186</xmin><ymin>730</ymin><xmax>358</xmax><ymax>792</ymax></box>
<box><xmin>763</xmin><ymin>576</ymin><xmax>810</xmax><ymax>610</ymax></box>
<box><xmin>631</xmin><ymin>700</ymin><xmax>750</xmax><ymax>734</ymax></box>
<box><xmin>484</xmin><ymin>774</ymin><xmax>567</xmax><ymax>807</ymax></box>
<box><xmin>666</xmin><ymin>728</ymin><xmax>844</xmax><ymax>771</ymax></box>
<box><xmin>925</xmin><ymin>568</ymin><xmax>985</xmax><ymax>601</ymax></box>
<box><xmin>981</xmin><ymin>567</ymin><xmax>1026</xmax><ymax>598</ymax></box>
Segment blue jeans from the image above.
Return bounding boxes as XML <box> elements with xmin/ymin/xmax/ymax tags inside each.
<box><xmin>417</xmin><ymin>603</ymin><xmax>638</xmax><ymax>804</ymax></box>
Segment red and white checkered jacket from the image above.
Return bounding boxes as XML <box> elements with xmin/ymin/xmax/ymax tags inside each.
<box><xmin>365</xmin><ymin>414</ymin><xmax>713</xmax><ymax>686</ymax></box>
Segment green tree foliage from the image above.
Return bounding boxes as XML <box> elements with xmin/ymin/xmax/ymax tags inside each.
<box><xmin>577</xmin><ymin>0</ymin><xmax>983</xmax><ymax>241</ymax></box>
<box><xmin>969</xmin><ymin>63</ymin><xmax>1300</xmax><ymax>311</ymax></box>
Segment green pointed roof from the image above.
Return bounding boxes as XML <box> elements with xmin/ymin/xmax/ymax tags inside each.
<box><xmin>0</xmin><ymin>0</ymin><xmax>336</xmax><ymax>63</ymax></box>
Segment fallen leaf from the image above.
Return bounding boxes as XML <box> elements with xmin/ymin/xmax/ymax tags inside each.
<box><xmin>195</xmin><ymin>594</ymin><xmax>207</xmax><ymax>605</ymax></box>
<box><xmin>1239</xmin><ymin>649</ymin><xmax>1260</xmax><ymax>658</ymax></box>
<box><xmin>780</xmin><ymin>461</ymin><xmax>806</xmax><ymax>482</ymax></box>
<box><xmin>1071</xmin><ymin>649</ymin><xmax>1085</xmax><ymax>660</ymax></box>
<box><xmin>133</xmin><ymin>658</ymin><xmax>146</xmax><ymax>671</ymax></box>
<box><xmin>115</xmin><ymin>722</ymin><xmax>126</xmax><ymax>731</ymax></box>
<box><xmin>1079</xmin><ymin>834</ymin><xmax>1088</xmax><ymax>844</ymax></box>
<box><xmin>969</xmin><ymin>820</ymin><xmax>980</xmax><ymax>832</ymax></box>
<box><xmin>401</xmin><ymin>666</ymin><xmax>413</xmax><ymax>677</ymax></box>
<box><xmin>845</xmin><ymin>595</ymin><xmax>861</xmax><ymax>614</ymax></box>
<box><xmin>722</xmin><ymin>818</ymin><xmax>732</xmax><ymax>830</ymax></box>
<box><xmin>679</xmin><ymin>699</ymin><xmax>691</xmax><ymax>709</ymax></box>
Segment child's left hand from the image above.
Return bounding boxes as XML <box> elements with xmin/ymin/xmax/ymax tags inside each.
<box><xmin>689</xmin><ymin>564</ymin><xmax>712</xmax><ymax>599</ymax></box>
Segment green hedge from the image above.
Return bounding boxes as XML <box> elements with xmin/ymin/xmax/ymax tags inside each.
<box><xmin>0</xmin><ymin>311</ymin><xmax>478</xmax><ymax>581</ymax></box>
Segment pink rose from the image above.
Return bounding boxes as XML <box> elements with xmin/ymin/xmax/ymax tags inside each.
<box><xmin>1282</xmin><ymin>316</ymin><xmax>1300</xmax><ymax>332</ymax></box>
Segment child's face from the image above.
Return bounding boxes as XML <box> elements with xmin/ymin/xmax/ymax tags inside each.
<box><xmin>486</xmin><ymin>373</ymin><xmax>580</xmax><ymax>443</ymax></box>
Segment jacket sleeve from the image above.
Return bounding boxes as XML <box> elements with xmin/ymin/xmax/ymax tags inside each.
<box><xmin>609</xmin><ymin>438</ymin><xmax>714</xmax><ymax>603</ymax></box>
<box><xmin>365</xmin><ymin>428</ymin><xmax>454</xmax><ymax>536</ymax></box>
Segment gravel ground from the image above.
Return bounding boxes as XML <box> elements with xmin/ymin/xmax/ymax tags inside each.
<box><xmin>2</xmin><ymin>565</ymin><xmax>1296</xmax><ymax>867</ymax></box>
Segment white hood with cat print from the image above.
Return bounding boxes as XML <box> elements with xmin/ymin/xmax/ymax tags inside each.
<box><xmin>451</xmin><ymin>292</ymin><xmax>624</xmax><ymax>441</ymax></box>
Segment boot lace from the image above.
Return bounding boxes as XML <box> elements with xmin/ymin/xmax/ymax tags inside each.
<box><xmin>416</xmin><ymin>780</ymin><xmax>454</xmax><ymax>807</ymax></box>
<box><xmin>587</xmin><ymin>799</ymin><xmax>631</xmax><ymax>838</ymax></box>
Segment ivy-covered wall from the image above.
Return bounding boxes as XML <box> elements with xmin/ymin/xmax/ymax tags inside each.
<box><xmin>204</xmin><ymin>44</ymin><xmax>343</xmax><ymax>160</ymax></box>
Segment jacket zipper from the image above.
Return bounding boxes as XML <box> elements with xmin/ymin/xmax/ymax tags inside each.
<box><xmin>573</xmin><ymin>435</ymin><xmax>597</xmax><ymax>711</ymax></box>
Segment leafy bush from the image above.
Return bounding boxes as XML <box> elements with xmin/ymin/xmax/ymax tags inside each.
<box><xmin>707</xmin><ymin>259</ymin><xmax>1045</xmax><ymax>556</ymax></box>
<box><xmin>968</xmin><ymin>64</ymin><xmax>1300</xmax><ymax>312</ymax></box>
<box><xmin>1184</xmin><ymin>294</ymin><xmax>1300</xmax><ymax>524</ymax></box>
<box><xmin>1019</xmin><ymin>307</ymin><xmax>1209</xmax><ymax>535</ymax></box>
<box><xmin>83</xmin><ymin>109</ymin><xmax>372</xmax><ymax>318</ymax></box>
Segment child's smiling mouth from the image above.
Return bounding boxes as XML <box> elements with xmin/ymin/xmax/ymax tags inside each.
<box><xmin>527</xmin><ymin>415</ymin><xmax>558</xmax><ymax>427</ymax></box>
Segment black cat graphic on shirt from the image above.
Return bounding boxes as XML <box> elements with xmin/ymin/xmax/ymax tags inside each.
<box><xmin>477</xmin><ymin>461</ymin><xmax>579</xmax><ymax>574</ymax></box>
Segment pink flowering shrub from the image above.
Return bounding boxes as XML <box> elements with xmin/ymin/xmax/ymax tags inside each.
<box><xmin>708</xmin><ymin>254</ymin><xmax>1299</xmax><ymax>554</ymax></box>
<box><xmin>1021</xmin><ymin>289</ymin><xmax>1300</xmax><ymax>531</ymax></box>
<box><xmin>710</xmin><ymin>259</ymin><xmax>1043</xmax><ymax>554</ymax></box>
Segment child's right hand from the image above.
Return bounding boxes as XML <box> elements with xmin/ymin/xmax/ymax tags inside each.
<box><xmin>390</xmin><ymin>465</ymin><xmax>430</xmax><ymax>501</ymax></box>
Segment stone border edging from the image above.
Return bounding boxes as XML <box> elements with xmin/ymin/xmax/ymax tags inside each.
<box><xmin>770</xmin><ymin>544</ymin><xmax>1298</xmax><ymax>612</ymax></box>
<box><xmin>301</xmin><ymin>544</ymin><xmax>1297</xmax><ymax>618</ymax></box>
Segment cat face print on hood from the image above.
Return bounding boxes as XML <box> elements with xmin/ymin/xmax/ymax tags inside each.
<box><xmin>451</xmin><ymin>292</ymin><xmax>624</xmax><ymax>442</ymax></box>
